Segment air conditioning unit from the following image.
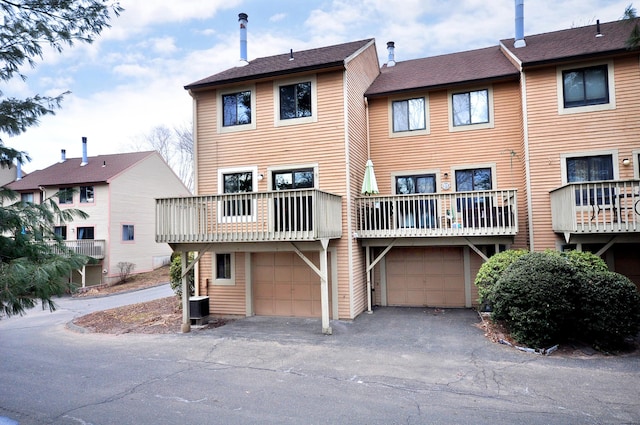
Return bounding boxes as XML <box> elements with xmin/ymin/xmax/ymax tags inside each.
<box><xmin>189</xmin><ymin>296</ymin><xmax>209</xmax><ymax>326</ymax></box>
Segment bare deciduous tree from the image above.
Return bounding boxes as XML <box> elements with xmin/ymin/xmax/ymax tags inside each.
<box><xmin>130</xmin><ymin>124</ymin><xmax>194</xmax><ymax>192</ymax></box>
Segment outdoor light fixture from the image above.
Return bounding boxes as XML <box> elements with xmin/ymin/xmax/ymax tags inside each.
<box><xmin>622</xmin><ymin>158</ymin><xmax>630</xmax><ymax>166</ymax></box>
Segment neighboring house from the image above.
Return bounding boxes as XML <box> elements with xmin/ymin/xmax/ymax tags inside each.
<box><xmin>0</xmin><ymin>162</ymin><xmax>17</xmax><ymax>187</ymax></box>
<box><xmin>156</xmin><ymin>9</ymin><xmax>640</xmax><ymax>332</ymax></box>
<box><xmin>6</xmin><ymin>140</ymin><xmax>191</xmax><ymax>287</ymax></box>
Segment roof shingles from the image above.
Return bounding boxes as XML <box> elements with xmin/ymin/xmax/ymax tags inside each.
<box><xmin>6</xmin><ymin>151</ymin><xmax>155</xmax><ymax>191</ymax></box>
<box><xmin>185</xmin><ymin>39</ymin><xmax>375</xmax><ymax>90</ymax></box>
<box><xmin>501</xmin><ymin>18</ymin><xmax>639</xmax><ymax>66</ymax></box>
<box><xmin>365</xmin><ymin>46</ymin><xmax>519</xmax><ymax>97</ymax></box>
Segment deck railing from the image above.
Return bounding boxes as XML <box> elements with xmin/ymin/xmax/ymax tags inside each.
<box><xmin>47</xmin><ymin>239</ymin><xmax>106</xmax><ymax>259</ymax></box>
<box><xmin>156</xmin><ymin>189</ymin><xmax>343</xmax><ymax>243</ymax></box>
<box><xmin>550</xmin><ymin>180</ymin><xmax>640</xmax><ymax>234</ymax></box>
<box><xmin>355</xmin><ymin>189</ymin><xmax>518</xmax><ymax>238</ymax></box>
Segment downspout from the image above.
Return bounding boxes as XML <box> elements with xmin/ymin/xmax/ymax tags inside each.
<box><xmin>190</xmin><ymin>90</ymin><xmax>200</xmax><ymax>297</ymax></box>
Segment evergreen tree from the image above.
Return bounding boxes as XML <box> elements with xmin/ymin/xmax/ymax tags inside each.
<box><xmin>0</xmin><ymin>0</ymin><xmax>122</xmax><ymax>317</ymax></box>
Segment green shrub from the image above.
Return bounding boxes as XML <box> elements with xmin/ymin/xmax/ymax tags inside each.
<box><xmin>491</xmin><ymin>252</ymin><xmax>579</xmax><ymax>348</ymax></box>
<box><xmin>169</xmin><ymin>254</ymin><xmax>194</xmax><ymax>297</ymax></box>
<box><xmin>577</xmin><ymin>271</ymin><xmax>640</xmax><ymax>350</ymax></box>
<box><xmin>474</xmin><ymin>249</ymin><xmax>528</xmax><ymax>309</ymax></box>
<box><xmin>552</xmin><ymin>249</ymin><xmax>609</xmax><ymax>283</ymax></box>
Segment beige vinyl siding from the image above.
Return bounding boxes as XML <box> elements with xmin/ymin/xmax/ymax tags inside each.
<box><xmin>525</xmin><ymin>56</ymin><xmax>640</xmax><ymax>249</ymax></box>
<box><xmin>193</xmin><ymin>69</ymin><xmax>354</xmax><ymax>318</ymax></box>
<box><xmin>367</xmin><ymin>80</ymin><xmax>528</xmax><ymax>250</ymax></box>
<box><xmin>109</xmin><ymin>153</ymin><xmax>190</xmax><ymax>280</ymax></box>
<box><xmin>344</xmin><ymin>42</ymin><xmax>381</xmax><ymax>318</ymax></box>
<box><xmin>208</xmin><ymin>252</ymin><xmax>246</xmax><ymax>316</ymax></box>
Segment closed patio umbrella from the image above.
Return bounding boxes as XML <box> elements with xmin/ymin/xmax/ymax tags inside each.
<box><xmin>361</xmin><ymin>159</ymin><xmax>379</xmax><ymax>195</ymax></box>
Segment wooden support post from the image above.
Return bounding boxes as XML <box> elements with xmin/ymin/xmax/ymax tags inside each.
<box><xmin>181</xmin><ymin>251</ymin><xmax>191</xmax><ymax>333</ymax></box>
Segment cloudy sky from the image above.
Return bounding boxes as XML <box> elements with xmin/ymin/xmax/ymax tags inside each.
<box><xmin>4</xmin><ymin>0</ymin><xmax>633</xmax><ymax>171</ymax></box>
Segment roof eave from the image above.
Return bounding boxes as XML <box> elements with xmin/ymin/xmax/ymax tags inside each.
<box><xmin>365</xmin><ymin>73</ymin><xmax>520</xmax><ymax>99</ymax></box>
<box><xmin>520</xmin><ymin>48</ymin><xmax>638</xmax><ymax>69</ymax></box>
<box><xmin>185</xmin><ymin>61</ymin><xmax>346</xmax><ymax>91</ymax></box>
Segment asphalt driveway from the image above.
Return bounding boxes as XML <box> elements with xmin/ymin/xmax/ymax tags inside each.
<box><xmin>1</xmin><ymin>288</ymin><xmax>639</xmax><ymax>425</ymax></box>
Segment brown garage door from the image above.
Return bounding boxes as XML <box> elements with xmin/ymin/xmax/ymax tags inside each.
<box><xmin>386</xmin><ymin>247</ymin><xmax>465</xmax><ymax>307</ymax></box>
<box><xmin>252</xmin><ymin>252</ymin><xmax>326</xmax><ymax>317</ymax></box>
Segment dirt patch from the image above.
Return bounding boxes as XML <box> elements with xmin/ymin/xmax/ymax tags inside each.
<box><xmin>476</xmin><ymin>311</ymin><xmax>639</xmax><ymax>357</ymax></box>
<box><xmin>71</xmin><ymin>266</ymin><xmax>229</xmax><ymax>334</ymax></box>
<box><xmin>73</xmin><ymin>265</ymin><xmax>172</xmax><ymax>297</ymax></box>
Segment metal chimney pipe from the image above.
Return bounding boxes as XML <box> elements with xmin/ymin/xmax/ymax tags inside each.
<box><xmin>60</xmin><ymin>149</ymin><xmax>66</xmax><ymax>163</ymax></box>
<box><xmin>514</xmin><ymin>0</ymin><xmax>526</xmax><ymax>48</ymax></box>
<box><xmin>239</xmin><ymin>13</ymin><xmax>248</xmax><ymax>64</ymax></box>
<box><xmin>386</xmin><ymin>41</ymin><xmax>396</xmax><ymax>67</ymax></box>
<box><xmin>16</xmin><ymin>161</ymin><xmax>22</xmax><ymax>180</ymax></box>
<box><xmin>81</xmin><ymin>137</ymin><xmax>88</xmax><ymax>166</ymax></box>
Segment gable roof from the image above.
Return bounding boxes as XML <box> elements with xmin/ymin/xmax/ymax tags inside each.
<box><xmin>185</xmin><ymin>39</ymin><xmax>375</xmax><ymax>90</ymax></box>
<box><xmin>501</xmin><ymin>18</ymin><xmax>640</xmax><ymax>67</ymax></box>
<box><xmin>6</xmin><ymin>151</ymin><xmax>156</xmax><ymax>191</ymax></box>
<box><xmin>365</xmin><ymin>46</ymin><xmax>519</xmax><ymax>97</ymax></box>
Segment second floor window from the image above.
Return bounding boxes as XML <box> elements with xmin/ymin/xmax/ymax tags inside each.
<box><xmin>566</xmin><ymin>155</ymin><xmax>613</xmax><ymax>183</ymax></box>
<box><xmin>58</xmin><ymin>188</ymin><xmax>73</xmax><ymax>204</ymax></box>
<box><xmin>122</xmin><ymin>224</ymin><xmax>135</xmax><ymax>241</ymax></box>
<box><xmin>21</xmin><ymin>192</ymin><xmax>34</xmax><ymax>203</ymax></box>
<box><xmin>455</xmin><ymin>168</ymin><xmax>492</xmax><ymax>191</ymax></box>
<box><xmin>273</xmin><ymin>168</ymin><xmax>314</xmax><ymax>190</ymax></box>
<box><xmin>566</xmin><ymin>154</ymin><xmax>614</xmax><ymax>206</ymax></box>
<box><xmin>222</xmin><ymin>91</ymin><xmax>251</xmax><ymax>126</ymax></box>
<box><xmin>395</xmin><ymin>174</ymin><xmax>436</xmax><ymax>194</ymax></box>
<box><xmin>77</xmin><ymin>227</ymin><xmax>94</xmax><ymax>240</ymax></box>
<box><xmin>452</xmin><ymin>89</ymin><xmax>489</xmax><ymax>126</ymax></box>
<box><xmin>562</xmin><ymin>65</ymin><xmax>608</xmax><ymax>108</ymax></box>
<box><xmin>54</xmin><ymin>226</ymin><xmax>67</xmax><ymax>240</ymax></box>
<box><xmin>392</xmin><ymin>98</ymin><xmax>426</xmax><ymax>132</ymax></box>
<box><xmin>279</xmin><ymin>82</ymin><xmax>312</xmax><ymax>120</ymax></box>
<box><xmin>223</xmin><ymin>171</ymin><xmax>253</xmax><ymax>217</ymax></box>
<box><xmin>80</xmin><ymin>186</ymin><xmax>94</xmax><ymax>203</ymax></box>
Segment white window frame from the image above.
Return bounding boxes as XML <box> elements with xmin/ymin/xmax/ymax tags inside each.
<box><xmin>447</xmin><ymin>86</ymin><xmax>495</xmax><ymax>132</ymax></box>
<box><xmin>556</xmin><ymin>60</ymin><xmax>615</xmax><ymax>115</ymax></box>
<box><xmin>632</xmin><ymin>149</ymin><xmax>640</xmax><ymax>180</ymax></box>
<box><xmin>121</xmin><ymin>223</ymin><xmax>135</xmax><ymax>243</ymax></box>
<box><xmin>391</xmin><ymin>169</ymin><xmax>440</xmax><ymax>194</ymax></box>
<box><xmin>273</xmin><ymin>75</ymin><xmax>318</xmax><ymax>127</ymax></box>
<box><xmin>217</xmin><ymin>85</ymin><xmax>256</xmax><ymax>134</ymax></box>
<box><xmin>80</xmin><ymin>185</ymin><xmax>94</xmax><ymax>203</ymax></box>
<box><xmin>213</xmin><ymin>252</ymin><xmax>235</xmax><ymax>286</ymax></box>
<box><xmin>217</xmin><ymin>166</ymin><xmax>258</xmax><ymax>223</ymax></box>
<box><xmin>560</xmin><ymin>149</ymin><xmax>619</xmax><ymax>185</ymax></box>
<box><xmin>388</xmin><ymin>94</ymin><xmax>430</xmax><ymax>138</ymax></box>
<box><xmin>450</xmin><ymin>163</ymin><xmax>497</xmax><ymax>191</ymax></box>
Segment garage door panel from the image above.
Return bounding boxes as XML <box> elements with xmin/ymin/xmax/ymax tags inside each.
<box><xmin>444</xmin><ymin>291</ymin><xmax>465</xmax><ymax>306</ymax></box>
<box><xmin>293</xmin><ymin>300</ymin><xmax>313</xmax><ymax>316</ymax></box>
<box><xmin>254</xmin><ymin>282</ymin><xmax>273</xmax><ymax>298</ymax></box>
<box><xmin>293</xmin><ymin>284</ymin><xmax>311</xmax><ymax>300</ymax></box>
<box><xmin>387</xmin><ymin>247</ymin><xmax>465</xmax><ymax>308</ymax></box>
<box><xmin>274</xmin><ymin>283</ymin><xmax>292</xmax><ymax>299</ymax></box>
<box><xmin>274</xmin><ymin>300</ymin><xmax>293</xmax><ymax>316</ymax></box>
<box><xmin>387</xmin><ymin>290</ymin><xmax>407</xmax><ymax>305</ymax></box>
<box><xmin>252</xmin><ymin>252</ymin><xmax>329</xmax><ymax>318</ymax></box>
<box><xmin>254</xmin><ymin>299</ymin><xmax>274</xmax><ymax>315</ymax></box>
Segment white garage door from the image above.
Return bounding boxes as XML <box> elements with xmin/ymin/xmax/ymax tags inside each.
<box><xmin>386</xmin><ymin>247</ymin><xmax>465</xmax><ymax>307</ymax></box>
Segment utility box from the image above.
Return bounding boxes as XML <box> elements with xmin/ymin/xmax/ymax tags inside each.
<box><xmin>189</xmin><ymin>296</ymin><xmax>209</xmax><ymax>326</ymax></box>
